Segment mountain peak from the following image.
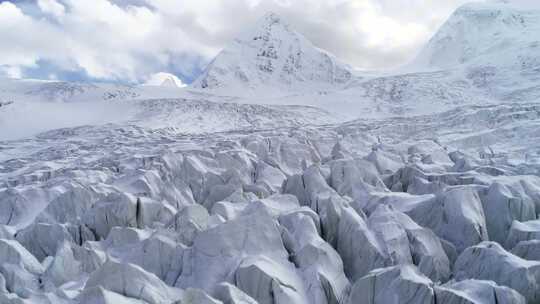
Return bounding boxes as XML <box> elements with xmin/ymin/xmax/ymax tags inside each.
<box><xmin>160</xmin><ymin>76</ymin><xmax>179</xmax><ymax>87</ymax></box>
<box><xmin>191</xmin><ymin>12</ymin><xmax>352</xmax><ymax>95</ymax></box>
<box><xmin>253</xmin><ymin>12</ymin><xmax>290</xmax><ymax>32</ymax></box>
<box><xmin>261</xmin><ymin>11</ymin><xmax>282</xmax><ymax>25</ymax></box>
<box><xmin>410</xmin><ymin>1</ymin><xmax>539</xmax><ymax>69</ymax></box>
<box><xmin>143</xmin><ymin>72</ymin><xmax>186</xmax><ymax>88</ymax></box>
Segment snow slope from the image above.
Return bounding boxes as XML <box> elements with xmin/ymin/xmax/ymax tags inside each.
<box><xmin>0</xmin><ymin>78</ymin><xmax>339</xmax><ymax>140</ymax></box>
<box><xmin>130</xmin><ymin>98</ymin><xmax>340</xmax><ymax>132</ymax></box>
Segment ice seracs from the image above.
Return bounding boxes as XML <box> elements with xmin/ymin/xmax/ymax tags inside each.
<box><xmin>435</xmin><ymin>279</ymin><xmax>527</xmax><ymax>304</ymax></box>
<box><xmin>345</xmin><ymin>265</ymin><xmax>435</xmax><ymax>304</ymax></box>
<box><xmin>0</xmin><ymin>239</ymin><xmax>44</xmax><ymax>298</ymax></box>
<box><xmin>279</xmin><ymin>208</ymin><xmax>350</xmax><ymax>304</ymax></box>
<box><xmin>235</xmin><ymin>255</ymin><xmax>309</xmax><ymax>304</ymax></box>
<box><xmin>175</xmin><ymin>210</ymin><xmax>290</xmax><ymax>292</ymax></box>
<box><xmin>1</xmin><ymin>113</ymin><xmax>540</xmax><ymax>303</ymax></box>
<box><xmin>401</xmin><ymin>186</ymin><xmax>489</xmax><ymax>253</ymax></box>
<box><xmin>213</xmin><ymin>282</ymin><xmax>258</xmax><ymax>304</ymax></box>
<box><xmin>505</xmin><ymin>219</ymin><xmax>540</xmax><ymax>249</ymax></box>
<box><xmin>367</xmin><ymin>205</ymin><xmax>451</xmax><ymax>282</ymax></box>
<box><xmin>454</xmin><ymin>241</ymin><xmax>540</xmax><ymax>303</ymax></box>
<box><xmin>83</xmin><ymin>261</ymin><xmax>184</xmax><ymax>304</ymax></box>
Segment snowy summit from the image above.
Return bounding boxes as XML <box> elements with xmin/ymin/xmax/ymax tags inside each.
<box><xmin>144</xmin><ymin>72</ymin><xmax>186</xmax><ymax>88</ymax></box>
<box><xmin>191</xmin><ymin>12</ymin><xmax>352</xmax><ymax>95</ymax></box>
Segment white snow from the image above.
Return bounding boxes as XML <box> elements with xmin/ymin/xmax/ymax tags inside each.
<box><xmin>1</xmin><ymin>2</ymin><xmax>540</xmax><ymax>303</ymax></box>
<box><xmin>143</xmin><ymin>72</ymin><xmax>186</xmax><ymax>88</ymax></box>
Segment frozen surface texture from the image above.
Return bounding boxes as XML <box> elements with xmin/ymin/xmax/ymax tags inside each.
<box><xmin>2</xmin><ymin>2</ymin><xmax>540</xmax><ymax>303</ymax></box>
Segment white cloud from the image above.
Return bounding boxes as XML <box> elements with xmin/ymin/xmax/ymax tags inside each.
<box><xmin>0</xmin><ymin>0</ymin><xmax>490</xmax><ymax>82</ymax></box>
<box><xmin>38</xmin><ymin>0</ymin><xmax>65</xmax><ymax>18</ymax></box>
<box><xmin>0</xmin><ymin>2</ymin><xmax>59</xmax><ymax>67</ymax></box>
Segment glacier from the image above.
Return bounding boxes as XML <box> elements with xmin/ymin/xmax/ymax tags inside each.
<box><xmin>1</xmin><ymin>1</ymin><xmax>540</xmax><ymax>303</ymax></box>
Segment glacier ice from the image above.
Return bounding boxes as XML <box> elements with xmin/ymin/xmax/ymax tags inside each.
<box><xmin>2</xmin><ymin>1</ymin><xmax>540</xmax><ymax>303</ymax></box>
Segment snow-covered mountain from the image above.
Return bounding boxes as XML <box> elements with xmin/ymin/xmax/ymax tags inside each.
<box><xmin>0</xmin><ymin>78</ymin><xmax>186</xmax><ymax>103</ymax></box>
<box><xmin>144</xmin><ymin>72</ymin><xmax>186</xmax><ymax>88</ymax></box>
<box><xmin>412</xmin><ymin>2</ymin><xmax>540</xmax><ymax>69</ymax></box>
<box><xmin>189</xmin><ymin>2</ymin><xmax>540</xmax><ymax>118</ymax></box>
<box><xmin>405</xmin><ymin>1</ymin><xmax>540</xmax><ymax>102</ymax></box>
<box><xmin>191</xmin><ymin>13</ymin><xmax>353</xmax><ymax>95</ymax></box>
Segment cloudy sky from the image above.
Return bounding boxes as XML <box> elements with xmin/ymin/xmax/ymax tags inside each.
<box><xmin>0</xmin><ymin>0</ymin><xmax>503</xmax><ymax>84</ymax></box>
